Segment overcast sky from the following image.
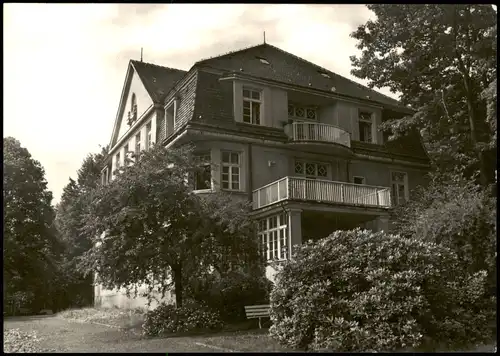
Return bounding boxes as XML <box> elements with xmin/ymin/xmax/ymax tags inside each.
<box><xmin>4</xmin><ymin>4</ymin><xmax>397</xmax><ymax>204</ymax></box>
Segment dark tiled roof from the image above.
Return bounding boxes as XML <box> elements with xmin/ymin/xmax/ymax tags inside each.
<box><xmin>351</xmin><ymin>130</ymin><xmax>429</xmax><ymax>163</ymax></box>
<box><xmin>192</xmin><ymin>71</ymin><xmax>234</xmax><ymax>124</ymax></box>
<box><xmin>384</xmin><ymin>130</ymin><xmax>429</xmax><ymax>161</ymax></box>
<box><xmin>131</xmin><ymin>60</ymin><xmax>186</xmax><ymax>103</ymax></box>
<box><xmin>196</xmin><ymin>43</ymin><xmax>404</xmax><ymax>109</ymax></box>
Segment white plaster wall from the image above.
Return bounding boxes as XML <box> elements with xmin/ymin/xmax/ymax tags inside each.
<box><xmin>116</xmin><ymin>71</ymin><xmax>153</xmax><ymax>141</ymax></box>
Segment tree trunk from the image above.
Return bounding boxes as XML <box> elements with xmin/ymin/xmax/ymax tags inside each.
<box><xmin>452</xmin><ymin>7</ymin><xmax>490</xmax><ymax>187</ymax></box>
<box><xmin>173</xmin><ymin>266</ymin><xmax>183</xmax><ymax>308</ymax></box>
<box><xmin>462</xmin><ymin>75</ymin><xmax>489</xmax><ymax>186</ymax></box>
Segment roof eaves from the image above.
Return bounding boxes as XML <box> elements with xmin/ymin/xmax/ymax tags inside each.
<box><xmin>130</xmin><ymin>60</ymin><xmax>159</xmax><ymax>102</ymax></box>
<box><xmin>109</xmin><ymin>61</ymin><xmax>135</xmax><ymax>149</ymax></box>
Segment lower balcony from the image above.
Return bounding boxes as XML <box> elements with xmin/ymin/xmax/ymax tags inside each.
<box><xmin>252</xmin><ymin>176</ymin><xmax>392</xmax><ymax>210</ymax></box>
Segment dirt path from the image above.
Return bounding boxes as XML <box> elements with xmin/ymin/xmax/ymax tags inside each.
<box><xmin>3</xmin><ymin>315</ymin><xmax>225</xmax><ymax>353</ymax></box>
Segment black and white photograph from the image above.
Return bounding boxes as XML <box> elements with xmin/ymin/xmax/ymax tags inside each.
<box><xmin>3</xmin><ymin>3</ymin><xmax>497</xmax><ymax>353</ymax></box>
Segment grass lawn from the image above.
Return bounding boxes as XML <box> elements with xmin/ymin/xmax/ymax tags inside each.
<box><xmin>57</xmin><ymin>306</ymin><xmax>145</xmax><ymax>330</ymax></box>
<box><xmin>193</xmin><ymin>329</ymin><xmax>289</xmax><ymax>352</ymax></box>
<box><xmin>55</xmin><ymin>307</ymin><xmax>287</xmax><ymax>351</ymax></box>
<box><xmin>46</xmin><ymin>307</ymin><xmax>496</xmax><ymax>353</ymax></box>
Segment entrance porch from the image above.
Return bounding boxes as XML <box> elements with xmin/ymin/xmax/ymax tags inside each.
<box><xmin>254</xmin><ymin>203</ymin><xmax>390</xmax><ymax>281</ymax></box>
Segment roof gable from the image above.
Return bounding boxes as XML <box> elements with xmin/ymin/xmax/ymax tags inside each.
<box><xmin>131</xmin><ymin>60</ymin><xmax>186</xmax><ymax>103</ymax></box>
<box><xmin>196</xmin><ymin>43</ymin><xmax>403</xmax><ymax>109</ymax></box>
<box><xmin>108</xmin><ymin>61</ymin><xmax>187</xmax><ymax>150</ymax></box>
<box><xmin>108</xmin><ymin>63</ymin><xmax>135</xmax><ymax>150</ymax></box>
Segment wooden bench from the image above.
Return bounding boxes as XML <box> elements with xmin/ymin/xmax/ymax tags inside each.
<box><xmin>244</xmin><ymin>304</ymin><xmax>270</xmax><ymax>329</ymax></box>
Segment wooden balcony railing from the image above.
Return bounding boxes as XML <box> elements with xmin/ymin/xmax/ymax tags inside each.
<box><xmin>285</xmin><ymin>122</ymin><xmax>351</xmax><ymax>148</ymax></box>
<box><xmin>252</xmin><ymin>176</ymin><xmax>391</xmax><ymax>210</ymax></box>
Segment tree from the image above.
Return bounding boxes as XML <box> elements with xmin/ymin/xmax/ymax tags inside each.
<box><xmin>78</xmin><ymin>145</ymin><xmax>263</xmax><ymax>308</ymax></box>
<box><xmin>56</xmin><ymin>147</ymin><xmax>108</xmax><ymax>260</ymax></box>
<box><xmin>76</xmin><ymin>146</ymin><xmax>109</xmax><ymax>192</ymax></box>
<box><xmin>54</xmin><ymin>146</ymin><xmax>108</xmax><ymax>308</ymax></box>
<box><xmin>350</xmin><ymin>4</ymin><xmax>497</xmax><ymax>185</ymax></box>
<box><xmin>392</xmin><ymin>173</ymin><xmax>496</xmax><ymax>294</ymax></box>
<box><xmin>3</xmin><ymin>137</ymin><xmax>60</xmax><ymax>312</ymax></box>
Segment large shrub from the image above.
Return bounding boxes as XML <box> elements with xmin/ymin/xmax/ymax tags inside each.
<box><xmin>393</xmin><ymin>175</ymin><xmax>496</xmax><ymax>287</ymax></box>
<box><xmin>142</xmin><ymin>302</ymin><xmax>224</xmax><ymax>337</ymax></box>
<box><xmin>269</xmin><ymin>229</ymin><xmax>491</xmax><ymax>352</ymax></box>
<box><xmin>185</xmin><ymin>269</ymin><xmax>272</xmax><ymax>323</ymax></box>
<box><xmin>392</xmin><ymin>176</ymin><xmax>497</xmax><ymax>347</ymax></box>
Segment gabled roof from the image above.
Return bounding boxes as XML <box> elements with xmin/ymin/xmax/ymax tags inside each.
<box><xmin>195</xmin><ymin>43</ymin><xmax>404</xmax><ymax>109</ymax></box>
<box><xmin>130</xmin><ymin>60</ymin><xmax>186</xmax><ymax>103</ymax></box>
<box><xmin>108</xmin><ymin>61</ymin><xmax>186</xmax><ymax>153</ymax></box>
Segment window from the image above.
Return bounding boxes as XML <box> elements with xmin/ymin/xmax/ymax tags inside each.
<box><xmin>256</xmin><ymin>56</ymin><xmax>270</xmax><ymax>65</ymax></box>
<box><xmin>115</xmin><ymin>152</ymin><xmax>121</xmax><ymax>170</ymax></box>
<box><xmin>128</xmin><ymin>93</ymin><xmax>138</xmax><ymax>125</ymax></box>
<box><xmin>135</xmin><ymin>132</ymin><xmax>141</xmax><ymax>157</ymax></box>
<box><xmin>146</xmin><ymin>122</ymin><xmax>152</xmax><ymax>148</ymax></box>
<box><xmin>391</xmin><ymin>171</ymin><xmax>408</xmax><ymax>205</ymax></box>
<box><xmin>103</xmin><ymin>167</ymin><xmax>107</xmax><ymax>185</ymax></box>
<box><xmin>288</xmin><ymin>103</ymin><xmax>317</xmax><ymax>120</ymax></box>
<box><xmin>353</xmin><ymin>176</ymin><xmax>365</xmax><ymax>185</ymax></box>
<box><xmin>221</xmin><ymin>151</ymin><xmax>240</xmax><ymax>190</ymax></box>
<box><xmin>157</xmin><ymin>115</ymin><xmax>165</xmax><ymax>142</ymax></box>
<box><xmin>131</xmin><ymin>93</ymin><xmax>137</xmax><ymax>114</ymax></box>
<box><xmin>294</xmin><ymin>160</ymin><xmax>328</xmax><ymax>179</ymax></box>
<box><xmin>101</xmin><ymin>167</ymin><xmax>109</xmax><ymax>185</ymax></box>
<box><xmin>258</xmin><ymin>213</ymin><xmax>289</xmax><ymax>261</ymax></box>
<box><xmin>193</xmin><ymin>152</ymin><xmax>211</xmax><ymax>190</ymax></box>
<box><xmin>124</xmin><ymin>143</ymin><xmax>130</xmax><ymax>166</ymax></box>
<box><xmin>358</xmin><ymin>111</ymin><xmax>373</xmax><ymax>143</ymax></box>
<box><xmin>318</xmin><ymin>71</ymin><xmax>331</xmax><ymax>79</ymax></box>
<box><xmin>165</xmin><ymin>100</ymin><xmax>177</xmax><ymax>135</ymax></box>
<box><xmin>243</xmin><ymin>88</ymin><xmax>261</xmax><ymax>125</ymax></box>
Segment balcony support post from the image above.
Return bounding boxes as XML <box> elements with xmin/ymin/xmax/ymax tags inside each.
<box><xmin>375</xmin><ymin>215</ymin><xmax>390</xmax><ymax>233</ymax></box>
<box><xmin>288</xmin><ymin>208</ymin><xmax>303</xmax><ymax>258</ymax></box>
<box><xmin>286</xmin><ymin>177</ymin><xmax>290</xmax><ymax>199</ymax></box>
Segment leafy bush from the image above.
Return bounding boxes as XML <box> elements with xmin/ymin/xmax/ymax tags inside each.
<box><xmin>392</xmin><ymin>175</ymin><xmax>497</xmax><ymax>344</ymax></box>
<box><xmin>3</xmin><ymin>329</ymin><xmax>55</xmax><ymax>353</ymax></box>
<box><xmin>4</xmin><ymin>291</ymin><xmax>35</xmax><ymax>316</ymax></box>
<box><xmin>185</xmin><ymin>270</ymin><xmax>272</xmax><ymax>323</ymax></box>
<box><xmin>142</xmin><ymin>303</ymin><xmax>224</xmax><ymax>337</ymax></box>
<box><xmin>269</xmin><ymin>229</ymin><xmax>492</xmax><ymax>352</ymax></box>
<box><xmin>393</xmin><ymin>176</ymin><xmax>496</xmax><ymax>287</ymax></box>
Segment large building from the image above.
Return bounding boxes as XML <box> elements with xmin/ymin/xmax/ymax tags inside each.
<box><xmin>95</xmin><ymin>43</ymin><xmax>430</xmax><ymax>308</ymax></box>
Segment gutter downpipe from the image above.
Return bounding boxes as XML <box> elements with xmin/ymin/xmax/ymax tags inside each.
<box><xmin>248</xmin><ymin>143</ymin><xmax>253</xmax><ymax>202</ymax></box>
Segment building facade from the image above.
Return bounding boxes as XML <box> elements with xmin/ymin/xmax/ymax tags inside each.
<box><xmin>95</xmin><ymin>43</ymin><xmax>430</xmax><ymax>306</ymax></box>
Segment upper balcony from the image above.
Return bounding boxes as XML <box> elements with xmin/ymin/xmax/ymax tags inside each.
<box><xmin>253</xmin><ymin>176</ymin><xmax>391</xmax><ymax>210</ymax></box>
<box><xmin>284</xmin><ymin>122</ymin><xmax>352</xmax><ymax>155</ymax></box>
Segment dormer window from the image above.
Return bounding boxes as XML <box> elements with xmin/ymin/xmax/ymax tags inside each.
<box><xmin>243</xmin><ymin>88</ymin><xmax>262</xmax><ymax>125</ymax></box>
<box><xmin>318</xmin><ymin>71</ymin><xmax>331</xmax><ymax>79</ymax></box>
<box><xmin>358</xmin><ymin>111</ymin><xmax>374</xmax><ymax>143</ymax></box>
<box><xmin>288</xmin><ymin>103</ymin><xmax>317</xmax><ymax>121</ymax></box>
<box><xmin>256</xmin><ymin>56</ymin><xmax>270</xmax><ymax>65</ymax></box>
